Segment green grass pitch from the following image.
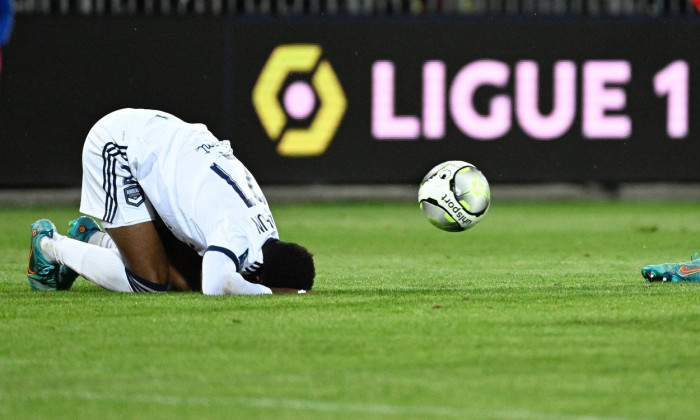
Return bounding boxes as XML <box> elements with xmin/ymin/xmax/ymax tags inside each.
<box><xmin>2</xmin><ymin>201</ymin><xmax>700</xmax><ymax>419</ymax></box>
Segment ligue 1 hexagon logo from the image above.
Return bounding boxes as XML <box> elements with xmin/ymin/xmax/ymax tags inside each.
<box><xmin>252</xmin><ymin>44</ymin><xmax>347</xmax><ymax>157</ymax></box>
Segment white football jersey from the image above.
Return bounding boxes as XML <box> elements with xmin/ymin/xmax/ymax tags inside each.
<box><xmin>80</xmin><ymin>108</ymin><xmax>279</xmax><ymax>275</ymax></box>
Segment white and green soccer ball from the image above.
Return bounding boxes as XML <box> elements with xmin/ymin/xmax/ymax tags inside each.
<box><xmin>418</xmin><ymin>160</ymin><xmax>491</xmax><ymax>232</ymax></box>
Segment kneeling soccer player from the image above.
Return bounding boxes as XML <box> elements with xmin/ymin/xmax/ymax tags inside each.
<box><xmin>27</xmin><ymin>108</ymin><xmax>315</xmax><ymax>295</ymax></box>
<box><xmin>641</xmin><ymin>253</ymin><xmax>700</xmax><ymax>283</ymax></box>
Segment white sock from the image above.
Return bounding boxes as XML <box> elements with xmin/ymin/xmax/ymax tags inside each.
<box><xmin>41</xmin><ymin>233</ymin><xmax>132</xmax><ymax>292</ymax></box>
<box><xmin>87</xmin><ymin>231</ymin><xmax>119</xmax><ymax>252</ymax></box>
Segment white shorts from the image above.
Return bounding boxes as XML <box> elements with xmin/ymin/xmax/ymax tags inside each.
<box><xmin>78</xmin><ymin>119</ymin><xmax>156</xmax><ymax>229</ymax></box>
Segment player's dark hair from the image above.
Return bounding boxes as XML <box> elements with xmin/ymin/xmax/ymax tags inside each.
<box><xmin>260</xmin><ymin>240</ymin><xmax>315</xmax><ymax>290</ymax></box>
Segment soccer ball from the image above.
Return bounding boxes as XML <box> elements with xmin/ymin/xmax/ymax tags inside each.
<box><xmin>418</xmin><ymin>161</ymin><xmax>491</xmax><ymax>232</ymax></box>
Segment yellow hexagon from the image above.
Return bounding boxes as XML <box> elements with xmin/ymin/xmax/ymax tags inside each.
<box><xmin>252</xmin><ymin>44</ymin><xmax>347</xmax><ymax>157</ymax></box>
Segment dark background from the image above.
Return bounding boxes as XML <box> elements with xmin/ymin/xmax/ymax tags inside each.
<box><xmin>1</xmin><ymin>17</ymin><xmax>698</xmax><ymax>187</ymax></box>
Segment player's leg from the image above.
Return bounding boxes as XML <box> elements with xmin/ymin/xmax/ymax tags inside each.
<box><xmin>106</xmin><ymin>221</ymin><xmax>170</xmax><ymax>292</ymax></box>
<box><xmin>28</xmin><ymin>217</ymin><xmax>136</xmax><ymax>292</ymax></box>
<box><xmin>65</xmin><ymin>215</ymin><xmax>193</xmax><ymax>289</ymax></box>
<box><xmin>81</xmin><ymin>215</ymin><xmax>195</xmax><ymax>291</ymax></box>
<box><xmin>154</xmin><ymin>220</ymin><xmax>202</xmax><ymax>292</ymax></box>
<box><xmin>641</xmin><ymin>252</ymin><xmax>700</xmax><ymax>282</ymax></box>
<box><xmin>51</xmin><ymin>116</ymin><xmax>167</xmax><ymax>292</ymax></box>
<box><xmin>56</xmin><ymin>216</ymin><xmax>119</xmax><ymax>287</ymax></box>
<box><xmin>70</xmin><ymin>216</ymin><xmax>118</xmax><ymax>251</ymax></box>
<box><xmin>34</xmin><ymin>220</ymin><xmax>171</xmax><ymax>293</ymax></box>
<box><xmin>37</xmin><ymin>225</ymin><xmax>135</xmax><ymax>292</ymax></box>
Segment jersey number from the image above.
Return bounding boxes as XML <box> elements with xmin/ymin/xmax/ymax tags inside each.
<box><xmin>210</xmin><ymin>163</ymin><xmax>255</xmax><ymax>208</ymax></box>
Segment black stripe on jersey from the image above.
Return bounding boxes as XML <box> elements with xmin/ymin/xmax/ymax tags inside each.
<box><xmin>248</xmin><ymin>262</ymin><xmax>262</xmax><ymax>271</ymax></box>
<box><xmin>101</xmin><ymin>142</ymin><xmax>128</xmax><ymax>223</ymax></box>
<box><xmin>242</xmin><ymin>261</ymin><xmax>263</xmax><ymax>276</ymax></box>
<box><xmin>125</xmin><ymin>268</ymin><xmax>168</xmax><ymax>293</ymax></box>
<box><xmin>205</xmin><ymin>245</ymin><xmax>240</xmax><ymax>272</ymax></box>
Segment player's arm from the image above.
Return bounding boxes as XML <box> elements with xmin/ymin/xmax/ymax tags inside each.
<box><xmin>242</xmin><ymin>273</ymin><xmax>309</xmax><ymax>294</ymax></box>
<box><xmin>201</xmin><ymin>250</ymin><xmax>272</xmax><ymax>295</ymax></box>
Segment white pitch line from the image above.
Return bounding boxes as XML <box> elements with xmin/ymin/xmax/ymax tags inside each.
<box><xmin>2</xmin><ymin>390</ymin><xmax>649</xmax><ymax>420</ymax></box>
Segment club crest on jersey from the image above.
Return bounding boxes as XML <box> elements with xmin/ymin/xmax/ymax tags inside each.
<box><xmin>238</xmin><ymin>249</ymin><xmax>249</xmax><ymax>267</ymax></box>
<box><xmin>123</xmin><ymin>185</ymin><xmax>144</xmax><ymax>207</ymax></box>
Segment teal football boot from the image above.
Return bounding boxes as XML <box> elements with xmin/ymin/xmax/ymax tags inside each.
<box><xmin>641</xmin><ymin>252</ymin><xmax>700</xmax><ymax>283</ymax></box>
<box><xmin>27</xmin><ymin>219</ymin><xmax>60</xmax><ymax>291</ymax></box>
<box><xmin>68</xmin><ymin>216</ymin><xmax>102</xmax><ymax>242</ymax></box>
<box><xmin>57</xmin><ymin>216</ymin><xmax>103</xmax><ymax>288</ymax></box>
